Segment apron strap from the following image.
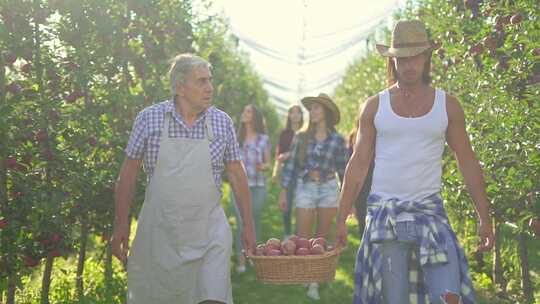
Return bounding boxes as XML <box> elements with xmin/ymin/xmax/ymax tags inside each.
<box><xmin>160</xmin><ymin>112</ymin><xmax>172</xmax><ymax>143</ymax></box>
<box><xmin>205</xmin><ymin>114</ymin><xmax>214</xmax><ymax>141</ymax></box>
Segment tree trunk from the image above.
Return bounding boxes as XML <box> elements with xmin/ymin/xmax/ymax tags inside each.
<box><xmin>492</xmin><ymin>218</ymin><xmax>506</xmax><ymax>293</ymax></box>
<box><xmin>104</xmin><ymin>238</ymin><xmax>113</xmax><ymax>288</ymax></box>
<box><xmin>76</xmin><ymin>216</ymin><xmax>89</xmax><ymax>299</ymax></box>
<box><xmin>6</xmin><ymin>273</ymin><xmax>15</xmax><ymax>304</ymax></box>
<box><xmin>518</xmin><ymin>233</ymin><xmax>533</xmax><ymax>303</ymax></box>
<box><xmin>40</xmin><ymin>256</ymin><xmax>54</xmax><ymax>304</ymax></box>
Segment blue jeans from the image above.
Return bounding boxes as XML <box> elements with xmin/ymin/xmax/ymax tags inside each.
<box><xmin>378</xmin><ymin>221</ymin><xmax>461</xmax><ymax>304</ymax></box>
<box><xmin>282</xmin><ymin>177</ymin><xmax>296</xmax><ymax>236</ymax></box>
<box><xmin>232</xmin><ymin>185</ymin><xmax>267</xmax><ymax>256</ymax></box>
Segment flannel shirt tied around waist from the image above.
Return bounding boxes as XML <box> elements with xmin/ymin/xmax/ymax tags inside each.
<box><xmin>353</xmin><ymin>193</ymin><xmax>476</xmax><ymax>304</ymax></box>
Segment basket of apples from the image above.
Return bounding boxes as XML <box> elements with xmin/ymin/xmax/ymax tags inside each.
<box><xmin>247</xmin><ymin>235</ymin><xmax>343</xmax><ymax>284</ymax></box>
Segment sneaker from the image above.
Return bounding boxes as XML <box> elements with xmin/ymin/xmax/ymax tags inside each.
<box><xmin>306</xmin><ymin>283</ymin><xmax>320</xmax><ymax>300</ymax></box>
<box><xmin>236</xmin><ymin>264</ymin><xmax>246</xmax><ymax>273</ymax></box>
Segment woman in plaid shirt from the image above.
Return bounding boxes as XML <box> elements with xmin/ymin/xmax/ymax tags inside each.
<box><xmin>279</xmin><ymin>93</ymin><xmax>348</xmax><ymax>300</ymax></box>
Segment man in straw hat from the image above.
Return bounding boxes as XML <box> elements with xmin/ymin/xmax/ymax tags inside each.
<box><xmin>279</xmin><ymin>93</ymin><xmax>348</xmax><ymax>300</ymax></box>
<box><xmin>336</xmin><ymin>20</ymin><xmax>493</xmax><ymax>304</ymax></box>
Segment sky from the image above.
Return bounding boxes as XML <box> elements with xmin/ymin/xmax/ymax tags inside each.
<box><xmin>206</xmin><ymin>0</ymin><xmax>408</xmax><ymax>114</ymax></box>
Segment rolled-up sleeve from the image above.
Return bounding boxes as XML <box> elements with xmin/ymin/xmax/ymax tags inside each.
<box><xmin>125</xmin><ymin>111</ymin><xmax>147</xmax><ymax>159</ymax></box>
<box><xmin>224</xmin><ymin>117</ymin><xmax>241</xmax><ymax>162</ymax></box>
<box><xmin>280</xmin><ymin>135</ymin><xmax>299</xmax><ymax>188</ymax></box>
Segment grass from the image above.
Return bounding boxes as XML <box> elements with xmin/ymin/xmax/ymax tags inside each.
<box><xmin>13</xmin><ymin>183</ymin><xmax>534</xmax><ymax>303</ymax></box>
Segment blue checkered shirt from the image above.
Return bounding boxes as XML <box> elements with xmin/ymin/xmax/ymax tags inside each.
<box><xmin>354</xmin><ymin>193</ymin><xmax>476</xmax><ymax>304</ymax></box>
<box><xmin>125</xmin><ymin>100</ymin><xmax>241</xmax><ymax>193</ymax></box>
<box><xmin>280</xmin><ymin>131</ymin><xmax>348</xmax><ymax>188</ymax></box>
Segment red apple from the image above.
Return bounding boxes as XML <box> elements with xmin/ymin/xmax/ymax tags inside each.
<box><xmin>281</xmin><ymin>240</ymin><xmax>296</xmax><ymax>256</ymax></box>
<box><xmin>5</xmin><ymin>156</ymin><xmax>18</xmax><ymax>169</ymax></box>
<box><xmin>48</xmin><ymin>250</ymin><xmax>61</xmax><ymax>258</ymax></box>
<box><xmin>463</xmin><ymin>0</ymin><xmax>477</xmax><ymax>10</ymax></box>
<box><xmin>295</xmin><ymin>247</ymin><xmax>310</xmax><ymax>256</ymax></box>
<box><xmin>510</xmin><ymin>13</ymin><xmax>523</xmax><ymax>25</ymax></box>
<box><xmin>267</xmin><ymin>249</ymin><xmax>282</xmax><ymax>256</ymax></box>
<box><xmin>35</xmin><ymin>129</ymin><xmax>48</xmax><ymax>143</ymax></box>
<box><xmin>49</xmin><ymin>110</ymin><xmax>60</xmax><ymax>124</ymax></box>
<box><xmin>0</xmin><ymin>219</ymin><xmax>7</xmax><ymax>229</ymax></box>
<box><xmin>66</xmin><ymin>62</ymin><xmax>80</xmax><ymax>71</ymax></box>
<box><xmin>21</xmin><ymin>63</ymin><xmax>32</xmax><ymax>74</ymax></box>
<box><xmin>255</xmin><ymin>244</ymin><xmax>266</xmax><ymax>256</ymax></box>
<box><xmin>308</xmin><ymin>238</ymin><xmax>317</xmax><ymax>249</ymax></box>
<box><xmin>468</xmin><ymin>43</ymin><xmax>484</xmax><ymax>56</ymax></box>
<box><xmin>310</xmin><ymin>244</ymin><xmax>325</xmax><ymax>255</ymax></box>
<box><xmin>296</xmin><ymin>238</ymin><xmax>310</xmax><ymax>249</ymax></box>
<box><xmin>529</xmin><ymin>218</ymin><xmax>540</xmax><ymax>237</ymax></box>
<box><xmin>6</xmin><ymin>82</ymin><xmax>22</xmax><ymax>95</ymax></box>
<box><xmin>88</xmin><ymin>136</ymin><xmax>97</xmax><ymax>147</ymax></box>
<box><xmin>65</xmin><ymin>91</ymin><xmax>79</xmax><ymax>103</ymax></box>
<box><xmin>312</xmin><ymin>237</ymin><xmax>327</xmax><ymax>249</ymax></box>
<box><xmin>49</xmin><ymin>233</ymin><xmax>62</xmax><ymax>243</ymax></box>
<box><xmin>435</xmin><ymin>48</ymin><xmax>445</xmax><ymax>60</ymax></box>
<box><xmin>286</xmin><ymin>234</ymin><xmax>299</xmax><ymax>245</ymax></box>
<box><xmin>266</xmin><ymin>238</ymin><xmax>281</xmax><ymax>251</ymax></box>
<box><xmin>483</xmin><ymin>36</ymin><xmax>498</xmax><ymax>51</ymax></box>
<box><xmin>23</xmin><ymin>255</ymin><xmax>40</xmax><ymax>267</ymax></box>
<box><xmin>2</xmin><ymin>51</ymin><xmax>17</xmax><ymax>64</ymax></box>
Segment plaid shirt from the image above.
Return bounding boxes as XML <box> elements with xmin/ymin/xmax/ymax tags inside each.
<box><xmin>241</xmin><ymin>134</ymin><xmax>271</xmax><ymax>187</ymax></box>
<box><xmin>353</xmin><ymin>193</ymin><xmax>475</xmax><ymax>304</ymax></box>
<box><xmin>125</xmin><ymin>100</ymin><xmax>241</xmax><ymax>192</ymax></box>
<box><xmin>280</xmin><ymin>131</ymin><xmax>348</xmax><ymax>188</ymax></box>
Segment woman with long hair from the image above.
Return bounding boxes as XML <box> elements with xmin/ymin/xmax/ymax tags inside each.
<box><xmin>233</xmin><ymin>104</ymin><xmax>271</xmax><ymax>273</ymax></box>
<box><xmin>273</xmin><ymin>105</ymin><xmax>303</xmax><ymax>237</ymax></box>
<box><xmin>279</xmin><ymin>94</ymin><xmax>348</xmax><ymax>300</ymax></box>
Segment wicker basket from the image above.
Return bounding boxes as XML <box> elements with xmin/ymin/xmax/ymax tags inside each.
<box><xmin>247</xmin><ymin>247</ymin><xmax>343</xmax><ymax>284</ymax></box>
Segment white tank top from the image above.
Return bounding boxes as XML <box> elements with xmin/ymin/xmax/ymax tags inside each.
<box><xmin>371</xmin><ymin>88</ymin><xmax>448</xmax><ymax>209</ymax></box>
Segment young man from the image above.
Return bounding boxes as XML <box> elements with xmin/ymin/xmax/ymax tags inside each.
<box><xmin>111</xmin><ymin>53</ymin><xmax>256</xmax><ymax>304</ymax></box>
<box><xmin>336</xmin><ymin>20</ymin><xmax>494</xmax><ymax>304</ymax></box>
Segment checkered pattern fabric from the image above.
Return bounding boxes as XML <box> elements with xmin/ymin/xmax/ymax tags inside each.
<box><xmin>125</xmin><ymin>100</ymin><xmax>241</xmax><ymax>192</ymax></box>
<box><xmin>353</xmin><ymin>193</ymin><xmax>475</xmax><ymax>304</ymax></box>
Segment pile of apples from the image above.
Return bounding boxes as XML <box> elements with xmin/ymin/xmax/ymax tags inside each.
<box><xmin>254</xmin><ymin>235</ymin><xmax>334</xmax><ymax>256</ymax></box>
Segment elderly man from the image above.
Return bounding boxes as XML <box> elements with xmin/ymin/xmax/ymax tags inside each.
<box><xmin>112</xmin><ymin>53</ymin><xmax>256</xmax><ymax>304</ymax></box>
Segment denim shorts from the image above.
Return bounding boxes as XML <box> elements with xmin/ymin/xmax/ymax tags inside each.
<box><xmin>295</xmin><ymin>178</ymin><xmax>339</xmax><ymax>209</ymax></box>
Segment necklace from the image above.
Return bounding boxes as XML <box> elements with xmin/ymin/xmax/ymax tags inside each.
<box><xmin>398</xmin><ymin>87</ymin><xmax>427</xmax><ymax>118</ymax></box>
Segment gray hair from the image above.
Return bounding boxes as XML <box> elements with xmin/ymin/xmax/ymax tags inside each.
<box><xmin>168</xmin><ymin>53</ymin><xmax>212</xmax><ymax>95</ymax></box>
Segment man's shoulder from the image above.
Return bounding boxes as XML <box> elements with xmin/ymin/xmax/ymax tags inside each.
<box><xmin>208</xmin><ymin>106</ymin><xmax>234</xmax><ymax>124</ymax></box>
<box><xmin>137</xmin><ymin>100</ymin><xmax>172</xmax><ymax>118</ymax></box>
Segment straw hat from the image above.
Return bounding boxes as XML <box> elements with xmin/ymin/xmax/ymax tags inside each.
<box><xmin>301</xmin><ymin>93</ymin><xmax>340</xmax><ymax>126</ymax></box>
<box><xmin>376</xmin><ymin>20</ymin><xmax>441</xmax><ymax>58</ymax></box>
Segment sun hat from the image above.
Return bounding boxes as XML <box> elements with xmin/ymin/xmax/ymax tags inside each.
<box><xmin>376</xmin><ymin>20</ymin><xmax>441</xmax><ymax>58</ymax></box>
<box><xmin>301</xmin><ymin>93</ymin><xmax>340</xmax><ymax>126</ymax></box>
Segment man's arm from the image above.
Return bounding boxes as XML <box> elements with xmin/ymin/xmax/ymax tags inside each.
<box><xmin>112</xmin><ymin>157</ymin><xmax>142</xmax><ymax>263</ymax></box>
<box><xmin>226</xmin><ymin>161</ymin><xmax>256</xmax><ymax>254</ymax></box>
<box><xmin>336</xmin><ymin>96</ymin><xmax>378</xmax><ymax>246</ymax></box>
<box><xmin>446</xmin><ymin>94</ymin><xmax>493</xmax><ymax>252</ymax></box>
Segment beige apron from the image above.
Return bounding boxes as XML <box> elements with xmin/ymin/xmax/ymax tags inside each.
<box><xmin>128</xmin><ymin>112</ymin><xmax>233</xmax><ymax>304</ymax></box>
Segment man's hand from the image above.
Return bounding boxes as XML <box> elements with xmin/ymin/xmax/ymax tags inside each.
<box><xmin>336</xmin><ymin>220</ymin><xmax>348</xmax><ymax>247</ymax></box>
<box><xmin>241</xmin><ymin>222</ymin><xmax>256</xmax><ymax>256</ymax></box>
<box><xmin>111</xmin><ymin>222</ymin><xmax>130</xmax><ymax>265</ymax></box>
<box><xmin>277</xmin><ymin>152</ymin><xmax>290</xmax><ymax>163</ymax></box>
<box><xmin>477</xmin><ymin>220</ymin><xmax>494</xmax><ymax>252</ymax></box>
